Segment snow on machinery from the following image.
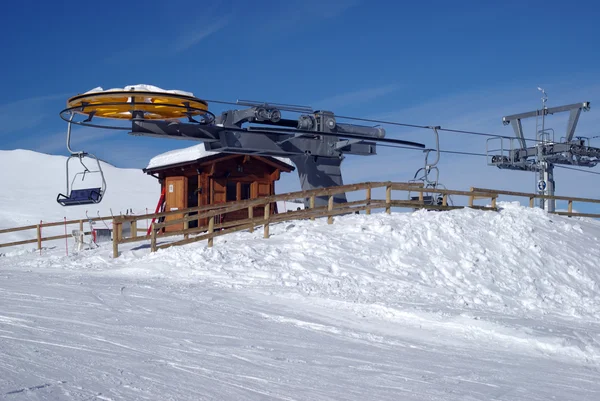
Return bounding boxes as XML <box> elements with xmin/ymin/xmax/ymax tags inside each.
<box><xmin>58</xmin><ymin>84</ymin><xmax>426</xmax><ymax>207</ymax></box>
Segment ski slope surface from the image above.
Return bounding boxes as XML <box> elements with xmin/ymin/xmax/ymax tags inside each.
<box><xmin>1</xmin><ymin>151</ymin><xmax>600</xmax><ymax>400</ymax></box>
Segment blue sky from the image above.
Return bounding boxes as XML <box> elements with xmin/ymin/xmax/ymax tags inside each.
<box><xmin>2</xmin><ymin>0</ymin><xmax>600</xmax><ymax>207</ymax></box>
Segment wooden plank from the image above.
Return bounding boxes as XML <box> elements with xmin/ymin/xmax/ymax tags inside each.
<box><xmin>158</xmin><ymin>220</ymin><xmax>260</xmax><ymax>251</ymax></box>
<box><xmin>471</xmin><ymin>187</ymin><xmax>600</xmax><ymax>204</ymax></box>
<box><xmin>0</xmin><ymin>238</ymin><xmax>38</xmax><ymax>248</ymax></box>
<box><xmin>40</xmin><ymin>234</ymin><xmax>70</xmax><ymax>242</ymax></box>
<box><xmin>366</xmin><ymin>188</ymin><xmax>371</xmax><ymax>215</ymax></box>
<box><xmin>0</xmin><ymin>224</ymin><xmax>39</xmax><ymax>234</ymax></box>
<box><xmin>327</xmin><ymin>196</ymin><xmax>334</xmax><ymax>224</ymax></box>
<box><xmin>553</xmin><ymin>211</ymin><xmax>600</xmax><ymax>219</ymax></box>
<box><xmin>0</xmin><ymin>215</ymin><xmax>111</xmax><ymax>234</ymax></box>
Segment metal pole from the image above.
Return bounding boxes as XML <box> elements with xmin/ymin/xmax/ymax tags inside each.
<box><xmin>545</xmin><ymin>164</ymin><xmax>555</xmax><ymax>212</ymax></box>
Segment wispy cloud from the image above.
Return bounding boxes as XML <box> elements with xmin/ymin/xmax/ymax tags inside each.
<box><xmin>31</xmin><ymin>126</ymin><xmax>122</xmax><ymax>155</ymax></box>
<box><xmin>0</xmin><ymin>93</ymin><xmax>68</xmax><ymax>134</ymax></box>
<box><xmin>312</xmin><ymin>84</ymin><xmax>401</xmax><ymax>110</ymax></box>
<box><xmin>103</xmin><ymin>14</ymin><xmax>231</xmax><ymax>64</ymax></box>
<box><xmin>173</xmin><ymin>16</ymin><xmax>231</xmax><ymax>54</ymax></box>
<box><xmin>314</xmin><ymin>0</ymin><xmax>362</xmax><ymax>19</ymax></box>
<box><xmin>252</xmin><ymin>0</ymin><xmax>361</xmax><ymax>38</ymax></box>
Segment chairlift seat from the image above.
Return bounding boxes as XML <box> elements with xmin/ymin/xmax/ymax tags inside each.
<box><xmin>57</xmin><ymin>188</ymin><xmax>102</xmax><ymax>206</ymax></box>
<box><xmin>410</xmin><ymin>195</ymin><xmax>435</xmax><ymax>204</ymax></box>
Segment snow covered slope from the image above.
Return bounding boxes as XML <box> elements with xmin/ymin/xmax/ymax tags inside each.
<box><xmin>2</xmin><ymin>149</ymin><xmax>600</xmax><ymax>399</ymax></box>
<box><xmin>1</xmin><ymin>200</ymin><xmax>600</xmax><ymax>399</ymax></box>
<box><xmin>0</xmin><ymin>149</ymin><xmax>159</xmax><ymax>229</ymax></box>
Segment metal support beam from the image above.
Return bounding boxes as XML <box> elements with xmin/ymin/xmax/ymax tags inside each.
<box><xmin>565</xmin><ymin>107</ymin><xmax>583</xmax><ymax>142</ymax></box>
<box><xmin>509</xmin><ymin>119</ymin><xmax>527</xmax><ymax>150</ymax></box>
<box><xmin>291</xmin><ymin>155</ymin><xmax>347</xmax><ymax>206</ymax></box>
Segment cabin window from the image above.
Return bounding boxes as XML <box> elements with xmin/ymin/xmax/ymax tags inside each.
<box><xmin>226</xmin><ymin>182</ymin><xmax>237</xmax><ymax>202</ymax></box>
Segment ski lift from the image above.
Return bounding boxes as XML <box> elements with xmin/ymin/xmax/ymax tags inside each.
<box><xmin>56</xmin><ymin>115</ymin><xmax>107</xmax><ymax>206</ymax></box>
<box><xmin>407</xmin><ymin>126</ymin><xmax>451</xmax><ymax>207</ymax></box>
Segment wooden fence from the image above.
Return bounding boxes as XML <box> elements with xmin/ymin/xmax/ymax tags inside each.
<box><xmin>109</xmin><ymin>181</ymin><xmax>500</xmax><ymax>258</ymax></box>
<box><xmin>2</xmin><ymin>181</ymin><xmax>600</xmax><ymax>257</ymax></box>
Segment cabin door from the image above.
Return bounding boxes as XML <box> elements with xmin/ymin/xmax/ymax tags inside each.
<box><xmin>209</xmin><ymin>178</ymin><xmax>228</xmax><ymax>224</ymax></box>
<box><xmin>211</xmin><ymin>178</ymin><xmax>227</xmax><ymax>204</ymax></box>
<box><xmin>164</xmin><ymin>176</ymin><xmax>188</xmax><ymax>232</ymax></box>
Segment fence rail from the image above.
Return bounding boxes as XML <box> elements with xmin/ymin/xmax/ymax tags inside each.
<box><xmin>1</xmin><ymin>181</ymin><xmax>599</xmax><ymax>255</ymax></box>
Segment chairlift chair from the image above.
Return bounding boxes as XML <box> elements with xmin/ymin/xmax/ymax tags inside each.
<box><xmin>56</xmin><ymin>115</ymin><xmax>107</xmax><ymax>206</ymax></box>
<box><xmin>407</xmin><ymin>126</ymin><xmax>451</xmax><ymax>208</ymax></box>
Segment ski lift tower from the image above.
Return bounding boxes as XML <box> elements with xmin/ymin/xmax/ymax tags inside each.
<box><xmin>486</xmin><ymin>89</ymin><xmax>597</xmax><ymax>212</ymax></box>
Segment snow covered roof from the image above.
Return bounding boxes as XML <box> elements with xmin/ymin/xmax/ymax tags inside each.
<box><xmin>145</xmin><ymin>144</ymin><xmax>294</xmax><ymax>171</ymax></box>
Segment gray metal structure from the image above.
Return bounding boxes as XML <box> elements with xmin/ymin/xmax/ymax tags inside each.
<box><xmin>126</xmin><ymin>101</ymin><xmax>426</xmax><ymax>206</ymax></box>
<box><xmin>486</xmin><ymin>91</ymin><xmax>597</xmax><ymax>212</ymax></box>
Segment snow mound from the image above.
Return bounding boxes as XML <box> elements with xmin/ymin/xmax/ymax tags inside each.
<box><xmin>99</xmin><ymin>202</ymin><xmax>600</xmax><ymax>321</ymax></box>
<box><xmin>10</xmin><ymin>199</ymin><xmax>598</xmax><ymax>325</ymax></box>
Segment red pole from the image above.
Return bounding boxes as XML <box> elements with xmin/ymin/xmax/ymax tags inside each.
<box><xmin>39</xmin><ymin>220</ymin><xmax>42</xmax><ymax>256</ymax></box>
<box><xmin>64</xmin><ymin>217</ymin><xmax>68</xmax><ymax>256</ymax></box>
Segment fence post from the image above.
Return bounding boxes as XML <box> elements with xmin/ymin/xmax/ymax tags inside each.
<box><xmin>248</xmin><ymin>206</ymin><xmax>254</xmax><ymax>233</ymax></box>
<box><xmin>310</xmin><ymin>195</ymin><xmax>315</xmax><ymax>221</ymax></box>
<box><xmin>264</xmin><ymin>203</ymin><xmax>270</xmax><ymax>238</ymax></box>
<box><xmin>208</xmin><ymin>216</ymin><xmax>215</xmax><ymax>247</ymax></box>
<box><xmin>529</xmin><ymin>197</ymin><xmax>534</xmax><ymax>208</ymax></box>
<box><xmin>112</xmin><ymin>219</ymin><xmax>119</xmax><ymax>258</ymax></box>
<box><xmin>150</xmin><ymin>223</ymin><xmax>157</xmax><ymax>252</ymax></box>
<box><xmin>491</xmin><ymin>196</ymin><xmax>497</xmax><ymax>209</ymax></box>
<box><xmin>442</xmin><ymin>195</ymin><xmax>448</xmax><ymax>207</ymax></box>
<box><xmin>183</xmin><ymin>213</ymin><xmax>189</xmax><ymax>240</ymax></box>
<box><xmin>568</xmin><ymin>200</ymin><xmax>573</xmax><ymax>217</ymax></box>
<box><xmin>130</xmin><ymin>220</ymin><xmax>137</xmax><ymax>240</ymax></box>
<box><xmin>366</xmin><ymin>187</ymin><xmax>371</xmax><ymax>215</ymax></box>
<box><xmin>79</xmin><ymin>219</ymin><xmax>83</xmax><ymax>233</ymax></box>
<box><xmin>386</xmin><ymin>184</ymin><xmax>392</xmax><ymax>214</ymax></box>
<box><xmin>327</xmin><ymin>195</ymin><xmax>334</xmax><ymax>224</ymax></box>
<box><xmin>37</xmin><ymin>221</ymin><xmax>42</xmax><ymax>251</ymax></box>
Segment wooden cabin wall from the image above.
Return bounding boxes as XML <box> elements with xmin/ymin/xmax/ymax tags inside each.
<box><xmin>153</xmin><ymin>155</ymin><xmax>288</xmax><ymax>229</ymax></box>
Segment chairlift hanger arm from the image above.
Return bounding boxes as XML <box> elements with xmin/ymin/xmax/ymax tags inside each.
<box><xmin>502</xmin><ymin>102</ymin><xmax>591</xmax><ymax>123</ymax></box>
<box><xmin>502</xmin><ymin>102</ymin><xmax>591</xmax><ymax>145</ymax></box>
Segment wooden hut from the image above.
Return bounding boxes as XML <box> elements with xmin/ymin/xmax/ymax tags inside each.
<box><xmin>143</xmin><ymin>145</ymin><xmax>295</xmax><ymax>232</ymax></box>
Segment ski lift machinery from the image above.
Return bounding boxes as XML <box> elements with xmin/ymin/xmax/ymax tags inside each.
<box><xmin>58</xmin><ymin>86</ymin><xmax>427</xmax><ymax>206</ymax></box>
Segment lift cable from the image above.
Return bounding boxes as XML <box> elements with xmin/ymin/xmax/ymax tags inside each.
<box><xmin>376</xmin><ymin>143</ymin><xmax>488</xmax><ymax>158</ymax></box>
<box><xmin>555</xmin><ymin>165</ymin><xmax>600</xmax><ymax>176</ymax></box>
